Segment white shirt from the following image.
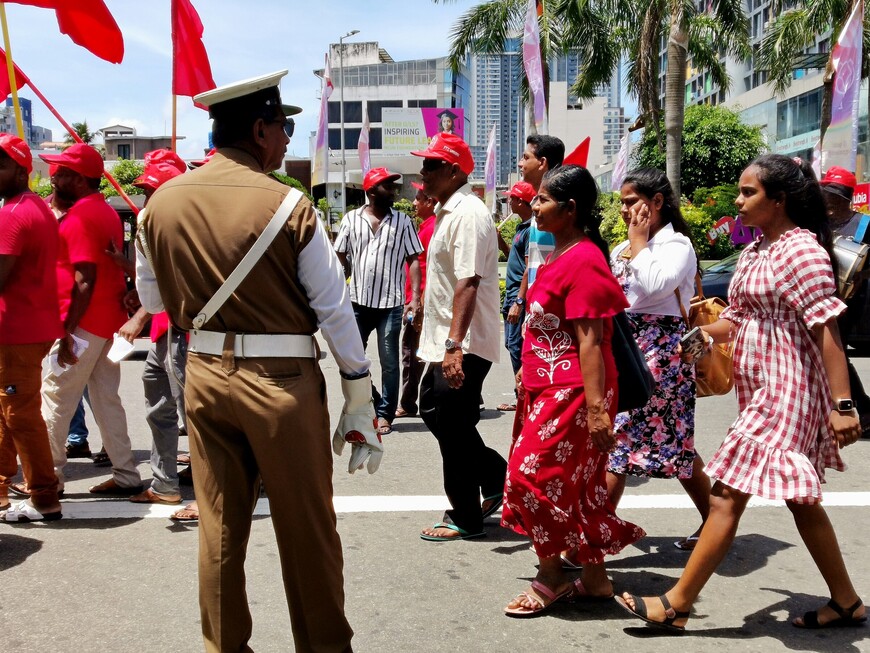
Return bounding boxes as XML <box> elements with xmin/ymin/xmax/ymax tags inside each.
<box><xmin>136</xmin><ymin>214</ymin><xmax>370</xmax><ymax>377</ymax></box>
<box><xmin>419</xmin><ymin>184</ymin><xmax>501</xmax><ymax>363</ymax></box>
<box><xmin>610</xmin><ymin>223</ymin><xmax>697</xmax><ymax>317</ymax></box>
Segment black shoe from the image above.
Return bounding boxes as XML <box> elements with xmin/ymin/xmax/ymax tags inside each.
<box><xmin>65</xmin><ymin>442</ymin><xmax>92</xmax><ymax>459</ymax></box>
<box><xmin>92</xmin><ymin>447</ymin><xmax>112</xmax><ymax>467</ymax></box>
<box><xmin>178</xmin><ymin>466</ymin><xmax>193</xmax><ymax>486</ymax></box>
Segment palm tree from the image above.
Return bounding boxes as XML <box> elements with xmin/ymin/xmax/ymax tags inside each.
<box><xmin>434</xmin><ymin>0</ymin><xmax>749</xmax><ymax>197</ymax></box>
<box><xmin>756</xmin><ymin>0</ymin><xmax>868</xmax><ymax>140</ymax></box>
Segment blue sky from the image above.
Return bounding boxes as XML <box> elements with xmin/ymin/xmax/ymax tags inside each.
<box><xmin>4</xmin><ymin>0</ymin><xmax>477</xmax><ymax>158</ymax></box>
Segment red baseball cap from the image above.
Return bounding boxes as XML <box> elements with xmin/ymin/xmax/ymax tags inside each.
<box><xmin>0</xmin><ymin>133</ymin><xmax>32</xmax><ymax>173</ymax></box>
<box><xmin>363</xmin><ymin>167</ymin><xmax>401</xmax><ymax>192</ymax></box>
<box><xmin>503</xmin><ymin>181</ymin><xmax>536</xmax><ymax>204</ymax></box>
<box><xmin>411</xmin><ymin>133</ymin><xmax>474</xmax><ymax>176</ymax></box>
<box><xmin>144</xmin><ymin>148</ymin><xmax>187</xmax><ymax>174</ymax></box>
<box><xmin>821</xmin><ymin>166</ymin><xmax>857</xmax><ymax>189</ymax></box>
<box><xmin>39</xmin><ymin>143</ymin><xmax>104</xmax><ymax>179</ymax></box>
<box><xmin>189</xmin><ymin>147</ymin><xmax>216</xmax><ymax>169</ymax></box>
<box><xmin>133</xmin><ymin>162</ymin><xmax>183</xmax><ymax>191</ymax></box>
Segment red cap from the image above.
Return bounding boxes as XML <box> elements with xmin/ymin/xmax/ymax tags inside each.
<box><xmin>363</xmin><ymin>167</ymin><xmax>401</xmax><ymax>192</ymax></box>
<box><xmin>0</xmin><ymin>133</ymin><xmax>32</xmax><ymax>173</ymax></box>
<box><xmin>39</xmin><ymin>143</ymin><xmax>104</xmax><ymax>179</ymax></box>
<box><xmin>411</xmin><ymin>133</ymin><xmax>474</xmax><ymax>175</ymax></box>
<box><xmin>189</xmin><ymin>147</ymin><xmax>216</xmax><ymax>169</ymax></box>
<box><xmin>144</xmin><ymin>149</ymin><xmax>187</xmax><ymax>174</ymax></box>
<box><xmin>411</xmin><ymin>182</ymin><xmax>425</xmax><ymax>191</ymax></box>
<box><xmin>820</xmin><ymin>166</ymin><xmax>857</xmax><ymax>190</ymax></box>
<box><xmin>133</xmin><ymin>162</ymin><xmax>183</xmax><ymax>190</ymax></box>
<box><xmin>48</xmin><ymin>164</ymin><xmax>59</xmax><ymax>177</ymax></box>
<box><xmin>503</xmin><ymin>181</ymin><xmax>536</xmax><ymax>204</ymax></box>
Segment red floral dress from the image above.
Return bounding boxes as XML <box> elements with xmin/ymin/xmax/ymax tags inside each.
<box><xmin>501</xmin><ymin>240</ymin><xmax>645</xmax><ymax>561</ymax></box>
<box><xmin>704</xmin><ymin>229</ymin><xmax>847</xmax><ymax>504</ymax></box>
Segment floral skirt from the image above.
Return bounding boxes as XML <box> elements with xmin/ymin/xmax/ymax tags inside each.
<box><xmin>502</xmin><ymin>385</ymin><xmax>645</xmax><ymax>561</ymax></box>
<box><xmin>608</xmin><ymin>313</ymin><xmax>697</xmax><ymax>479</ymax></box>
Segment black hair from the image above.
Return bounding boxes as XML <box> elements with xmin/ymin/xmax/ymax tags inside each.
<box><xmin>621</xmin><ymin>168</ymin><xmax>694</xmax><ymax>243</ymax></box>
<box><xmin>211</xmin><ymin>88</ymin><xmax>283</xmax><ymax>148</ymax></box>
<box><xmin>526</xmin><ymin>134</ymin><xmax>565</xmax><ymax>169</ymax></box>
<box><xmin>750</xmin><ymin>153</ymin><xmax>837</xmax><ymax>280</ymax></box>
<box><xmin>540</xmin><ymin>165</ymin><xmax>609</xmax><ymax>261</ymax></box>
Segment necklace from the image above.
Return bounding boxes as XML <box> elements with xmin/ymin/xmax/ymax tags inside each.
<box><xmin>550</xmin><ymin>237</ymin><xmax>582</xmax><ymax>261</ymax></box>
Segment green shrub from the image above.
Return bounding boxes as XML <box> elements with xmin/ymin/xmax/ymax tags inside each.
<box><xmin>599</xmin><ymin>191</ymin><xmax>627</xmax><ymax>250</ymax></box>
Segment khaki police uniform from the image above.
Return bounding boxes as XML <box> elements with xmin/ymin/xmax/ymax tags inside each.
<box><xmin>142</xmin><ymin>148</ymin><xmax>356</xmax><ymax>653</ymax></box>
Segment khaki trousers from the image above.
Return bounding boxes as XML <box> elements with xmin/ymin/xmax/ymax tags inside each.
<box><xmin>0</xmin><ymin>342</ymin><xmax>59</xmax><ymax>509</ymax></box>
<box><xmin>41</xmin><ymin>328</ymin><xmax>141</xmax><ymax>490</ymax></box>
<box><xmin>185</xmin><ymin>351</ymin><xmax>353</xmax><ymax>653</ymax></box>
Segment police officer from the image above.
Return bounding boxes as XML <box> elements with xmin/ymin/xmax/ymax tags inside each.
<box><xmin>137</xmin><ymin>70</ymin><xmax>381</xmax><ymax>653</ymax></box>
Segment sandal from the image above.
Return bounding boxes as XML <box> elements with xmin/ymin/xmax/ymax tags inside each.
<box><xmin>481</xmin><ymin>494</ymin><xmax>502</xmax><ymax>520</ymax></box>
<box><xmin>420</xmin><ymin>522</ymin><xmax>485</xmax><ymax>542</ymax></box>
<box><xmin>496</xmin><ymin>403</ymin><xmax>517</xmax><ymax>411</ymax></box>
<box><xmin>376</xmin><ymin>419</ymin><xmax>393</xmax><ymax>436</ymax></box>
<box><xmin>170</xmin><ymin>503</ymin><xmax>200</xmax><ymax>522</ymax></box>
<box><xmin>616</xmin><ymin>593</ymin><xmax>689</xmax><ymax>633</ymax></box>
<box><xmin>674</xmin><ymin>534</ymin><xmax>700</xmax><ymax>551</ymax></box>
<box><xmin>794</xmin><ymin>598</ymin><xmax>867</xmax><ymax>629</ymax></box>
<box><xmin>565</xmin><ymin>578</ymin><xmax>614</xmax><ymax>603</ymax></box>
<box><xmin>504</xmin><ymin>579</ymin><xmax>574</xmax><ymax>618</ymax></box>
<box><xmin>0</xmin><ymin>500</ymin><xmax>62</xmax><ymax>523</ymax></box>
<box><xmin>92</xmin><ymin>448</ymin><xmax>111</xmax><ymax>467</ymax></box>
<box><xmin>560</xmin><ymin>550</ymin><xmax>582</xmax><ymax>571</ymax></box>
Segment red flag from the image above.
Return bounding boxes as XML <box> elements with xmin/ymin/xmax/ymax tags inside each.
<box><xmin>0</xmin><ymin>47</ymin><xmax>29</xmax><ymax>100</ymax></box>
<box><xmin>6</xmin><ymin>0</ymin><xmax>124</xmax><ymax>63</ymax></box>
<box><xmin>171</xmin><ymin>0</ymin><xmax>215</xmax><ymax>107</ymax></box>
<box><xmin>563</xmin><ymin>137</ymin><xmax>590</xmax><ymax>167</ymax></box>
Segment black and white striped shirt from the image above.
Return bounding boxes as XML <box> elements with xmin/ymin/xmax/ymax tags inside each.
<box><xmin>334</xmin><ymin>207</ymin><xmax>423</xmax><ymax>309</ymax></box>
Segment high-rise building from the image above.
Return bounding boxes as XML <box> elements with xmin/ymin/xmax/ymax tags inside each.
<box><xmin>2</xmin><ymin>97</ymin><xmax>53</xmax><ymax>149</ymax></box>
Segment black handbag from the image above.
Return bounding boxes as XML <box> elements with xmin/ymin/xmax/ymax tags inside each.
<box><xmin>611</xmin><ymin>311</ymin><xmax>655</xmax><ymax>412</ymax></box>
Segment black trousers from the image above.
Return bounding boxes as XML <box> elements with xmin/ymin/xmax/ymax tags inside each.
<box><xmin>420</xmin><ymin>354</ymin><xmax>507</xmax><ymax>534</ymax></box>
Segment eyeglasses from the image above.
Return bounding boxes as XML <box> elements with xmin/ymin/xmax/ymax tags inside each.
<box><xmin>266</xmin><ymin>117</ymin><xmax>295</xmax><ymax>139</ymax></box>
<box><xmin>421</xmin><ymin>158</ymin><xmax>446</xmax><ymax>172</ymax></box>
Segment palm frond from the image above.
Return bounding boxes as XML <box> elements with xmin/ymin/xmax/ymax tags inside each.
<box><xmin>756</xmin><ymin>8</ymin><xmax>816</xmax><ymax>94</ymax></box>
<box><xmin>444</xmin><ymin>0</ymin><xmax>526</xmax><ymax>72</ymax></box>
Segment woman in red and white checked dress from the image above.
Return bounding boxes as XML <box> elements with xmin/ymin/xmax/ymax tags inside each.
<box><xmin>501</xmin><ymin>166</ymin><xmax>644</xmax><ymax>618</ymax></box>
<box><xmin>618</xmin><ymin>155</ymin><xmax>865</xmax><ymax>632</ymax></box>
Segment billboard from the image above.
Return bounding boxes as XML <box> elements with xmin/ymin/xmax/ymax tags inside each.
<box><xmin>381</xmin><ymin>107</ymin><xmax>465</xmax><ymax>152</ymax></box>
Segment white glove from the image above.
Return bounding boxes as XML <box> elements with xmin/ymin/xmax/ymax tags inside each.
<box><xmin>332</xmin><ymin>375</ymin><xmax>383</xmax><ymax>474</ymax></box>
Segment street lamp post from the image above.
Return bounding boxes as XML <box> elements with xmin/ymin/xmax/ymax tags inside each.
<box><xmin>338</xmin><ymin>29</ymin><xmax>360</xmax><ymax>218</ymax></box>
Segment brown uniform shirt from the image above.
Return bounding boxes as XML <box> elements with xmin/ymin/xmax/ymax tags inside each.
<box><xmin>144</xmin><ymin>148</ymin><xmax>319</xmax><ymax>335</ymax></box>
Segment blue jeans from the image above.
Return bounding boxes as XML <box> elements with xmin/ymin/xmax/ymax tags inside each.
<box><xmin>352</xmin><ymin>303</ymin><xmax>402</xmax><ymax>422</ymax></box>
<box><xmin>66</xmin><ymin>387</ymin><xmax>90</xmax><ymax>446</ymax></box>
<box><xmin>503</xmin><ymin>309</ymin><xmax>525</xmax><ymax>376</ymax></box>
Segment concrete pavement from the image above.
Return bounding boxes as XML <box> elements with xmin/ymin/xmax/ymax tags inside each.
<box><xmin>1</xmin><ymin>339</ymin><xmax>868</xmax><ymax>652</ymax></box>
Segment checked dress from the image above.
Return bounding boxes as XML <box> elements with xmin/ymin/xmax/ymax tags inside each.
<box><xmin>704</xmin><ymin>229</ymin><xmax>847</xmax><ymax>504</ymax></box>
<box><xmin>502</xmin><ymin>239</ymin><xmax>645</xmax><ymax>561</ymax></box>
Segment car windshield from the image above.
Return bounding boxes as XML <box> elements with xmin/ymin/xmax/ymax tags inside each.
<box><xmin>705</xmin><ymin>251</ymin><xmax>741</xmax><ymax>273</ymax></box>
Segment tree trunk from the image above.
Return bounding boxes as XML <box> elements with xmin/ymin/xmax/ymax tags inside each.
<box><xmin>820</xmin><ymin>57</ymin><xmax>835</xmax><ymax>142</ymax></box>
<box><xmin>665</xmin><ymin>13</ymin><xmax>689</xmax><ymax>198</ymax></box>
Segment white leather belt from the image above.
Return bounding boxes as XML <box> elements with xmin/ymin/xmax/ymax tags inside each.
<box><xmin>188</xmin><ymin>330</ymin><xmax>318</xmax><ymax>359</ymax></box>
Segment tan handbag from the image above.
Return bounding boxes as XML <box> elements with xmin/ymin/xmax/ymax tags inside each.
<box><xmin>676</xmin><ymin>273</ymin><xmax>734</xmax><ymax>397</ymax></box>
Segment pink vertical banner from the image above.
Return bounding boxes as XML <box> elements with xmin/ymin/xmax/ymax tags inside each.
<box><xmin>359</xmin><ymin>104</ymin><xmax>371</xmax><ymax>176</ymax></box>
<box><xmin>823</xmin><ymin>0</ymin><xmax>863</xmax><ymax>171</ymax></box>
<box><xmin>610</xmin><ymin>129</ymin><xmax>631</xmax><ymax>191</ymax></box>
<box><xmin>312</xmin><ymin>53</ymin><xmax>333</xmax><ymax>187</ymax></box>
<box><xmin>484</xmin><ymin>123</ymin><xmax>497</xmax><ymax>213</ymax></box>
<box><xmin>522</xmin><ymin>0</ymin><xmax>547</xmax><ymax>133</ymax></box>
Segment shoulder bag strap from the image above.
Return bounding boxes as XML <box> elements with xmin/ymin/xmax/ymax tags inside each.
<box><xmin>192</xmin><ymin>188</ymin><xmax>304</xmax><ymax>330</ymax></box>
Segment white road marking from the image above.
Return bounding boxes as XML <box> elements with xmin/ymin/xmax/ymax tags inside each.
<box><xmin>30</xmin><ymin>491</ymin><xmax>870</xmax><ymax>521</ymax></box>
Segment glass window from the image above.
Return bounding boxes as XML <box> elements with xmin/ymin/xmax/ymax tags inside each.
<box><xmin>117</xmin><ymin>143</ymin><xmax>130</xmax><ymax>160</ymax></box>
<box><xmin>367</xmin><ymin>100</ymin><xmax>402</xmax><ymax>122</ymax></box>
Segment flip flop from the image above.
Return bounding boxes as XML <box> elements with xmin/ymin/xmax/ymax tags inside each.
<box><xmin>170</xmin><ymin>504</ymin><xmax>200</xmax><ymax>522</ymax></box>
<box><xmin>794</xmin><ymin>598</ymin><xmax>867</xmax><ymax>629</ymax></box>
<box><xmin>504</xmin><ymin>579</ymin><xmax>574</xmax><ymax>618</ymax></box>
<box><xmin>0</xmin><ymin>500</ymin><xmax>62</xmax><ymax>523</ymax></box>
<box><xmin>377</xmin><ymin>419</ymin><xmax>393</xmax><ymax>436</ymax></box>
<box><xmin>674</xmin><ymin>535</ymin><xmax>700</xmax><ymax>551</ymax></box>
<box><xmin>560</xmin><ymin>552</ymin><xmax>583</xmax><ymax>571</ymax></box>
<box><xmin>481</xmin><ymin>494</ymin><xmax>502</xmax><ymax>520</ymax></box>
<box><xmin>616</xmin><ymin>594</ymin><xmax>689</xmax><ymax>633</ymax></box>
<box><xmin>420</xmin><ymin>522</ymin><xmax>485</xmax><ymax>542</ymax></box>
<box><xmin>496</xmin><ymin>403</ymin><xmax>517</xmax><ymax>411</ymax></box>
<box><xmin>564</xmin><ymin>578</ymin><xmax>614</xmax><ymax>603</ymax></box>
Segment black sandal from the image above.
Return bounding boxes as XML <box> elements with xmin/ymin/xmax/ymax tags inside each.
<box><xmin>617</xmin><ymin>593</ymin><xmax>689</xmax><ymax>633</ymax></box>
<box><xmin>794</xmin><ymin>598</ymin><xmax>867</xmax><ymax>629</ymax></box>
<box><xmin>92</xmin><ymin>447</ymin><xmax>111</xmax><ymax>467</ymax></box>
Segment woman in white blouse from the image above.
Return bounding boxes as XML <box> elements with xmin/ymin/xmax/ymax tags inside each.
<box><xmin>607</xmin><ymin>168</ymin><xmax>711</xmax><ymax>551</ymax></box>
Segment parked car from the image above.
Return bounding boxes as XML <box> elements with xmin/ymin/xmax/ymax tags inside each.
<box><xmin>699</xmin><ymin>250</ymin><xmax>870</xmax><ymax>352</ymax></box>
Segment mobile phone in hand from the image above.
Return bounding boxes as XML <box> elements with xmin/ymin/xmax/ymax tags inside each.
<box><xmin>680</xmin><ymin>326</ymin><xmax>709</xmax><ymax>363</ymax></box>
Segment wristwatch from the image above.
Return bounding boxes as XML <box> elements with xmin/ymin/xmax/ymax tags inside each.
<box><xmin>444</xmin><ymin>338</ymin><xmax>462</xmax><ymax>351</ymax></box>
<box><xmin>835</xmin><ymin>398</ymin><xmax>855</xmax><ymax>412</ymax></box>
<box><xmin>514</xmin><ymin>297</ymin><xmax>525</xmax><ymax>306</ymax></box>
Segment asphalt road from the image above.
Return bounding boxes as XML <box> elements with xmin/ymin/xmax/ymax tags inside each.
<box><xmin>1</xmin><ymin>339</ymin><xmax>869</xmax><ymax>653</ymax></box>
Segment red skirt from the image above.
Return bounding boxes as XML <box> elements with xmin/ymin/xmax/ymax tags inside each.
<box><xmin>502</xmin><ymin>385</ymin><xmax>645</xmax><ymax>562</ymax></box>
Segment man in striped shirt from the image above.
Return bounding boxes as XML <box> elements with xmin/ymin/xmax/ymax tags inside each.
<box><xmin>335</xmin><ymin>168</ymin><xmax>423</xmax><ymax>435</ymax></box>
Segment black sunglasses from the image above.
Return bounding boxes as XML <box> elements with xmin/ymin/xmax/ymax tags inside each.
<box><xmin>266</xmin><ymin>117</ymin><xmax>295</xmax><ymax>138</ymax></box>
<box><xmin>422</xmin><ymin>158</ymin><xmax>446</xmax><ymax>172</ymax></box>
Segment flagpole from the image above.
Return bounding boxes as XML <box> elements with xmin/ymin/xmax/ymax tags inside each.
<box><xmin>21</xmin><ymin>72</ymin><xmax>138</xmax><ymax>213</ymax></box>
<box><xmin>171</xmin><ymin>94</ymin><xmax>177</xmax><ymax>151</ymax></box>
<box><xmin>0</xmin><ymin>3</ymin><xmax>25</xmax><ymax>139</ymax></box>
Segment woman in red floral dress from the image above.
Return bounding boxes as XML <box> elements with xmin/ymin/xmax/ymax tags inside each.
<box><xmin>619</xmin><ymin>155</ymin><xmax>865</xmax><ymax>632</ymax></box>
<box><xmin>501</xmin><ymin>165</ymin><xmax>644</xmax><ymax>617</ymax></box>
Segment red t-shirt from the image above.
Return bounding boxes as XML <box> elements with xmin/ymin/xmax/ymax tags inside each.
<box><xmin>404</xmin><ymin>215</ymin><xmax>435</xmax><ymax>304</ymax></box>
<box><xmin>0</xmin><ymin>192</ymin><xmax>64</xmax><ymax>345</ymax></box>
<box><xmin>56</xmin><ymin>193</ymin><xmax>128</xmax><ymax>339</ymax></box>
<box><xmin>521</xmin><ymin>238</ymin><xmax>629</xmax><ymax>392</ymax></box>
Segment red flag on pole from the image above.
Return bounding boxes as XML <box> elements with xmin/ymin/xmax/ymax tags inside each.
<box><xmin>563</xmin><ymin>137</ymin><xmax>590</xmax><ymax>167</ymax></box>
<box><xmin>0</xmin><ymin>46</ymin><xmax>28</xmax><ymax>100</ymax></box>
<box><xmin>6</xmin><ymin>0</ymin><xmax>124</xmax><ymax>63</ymax></box>
<box><xmin>171</xmin><ymin>0</ymin><xmax>215</xmax><ymax>107</ymax></box>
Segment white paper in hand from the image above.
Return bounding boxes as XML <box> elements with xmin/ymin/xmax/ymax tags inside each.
<box><xmin>48</xmin><ymin>333</ymin><xmax>90</xmax><ymax>375</ymax></box>
<box><xmin>107</xmin><ymin>333</ymin><xmax>136</xmax><ymax>363</ymax></box>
